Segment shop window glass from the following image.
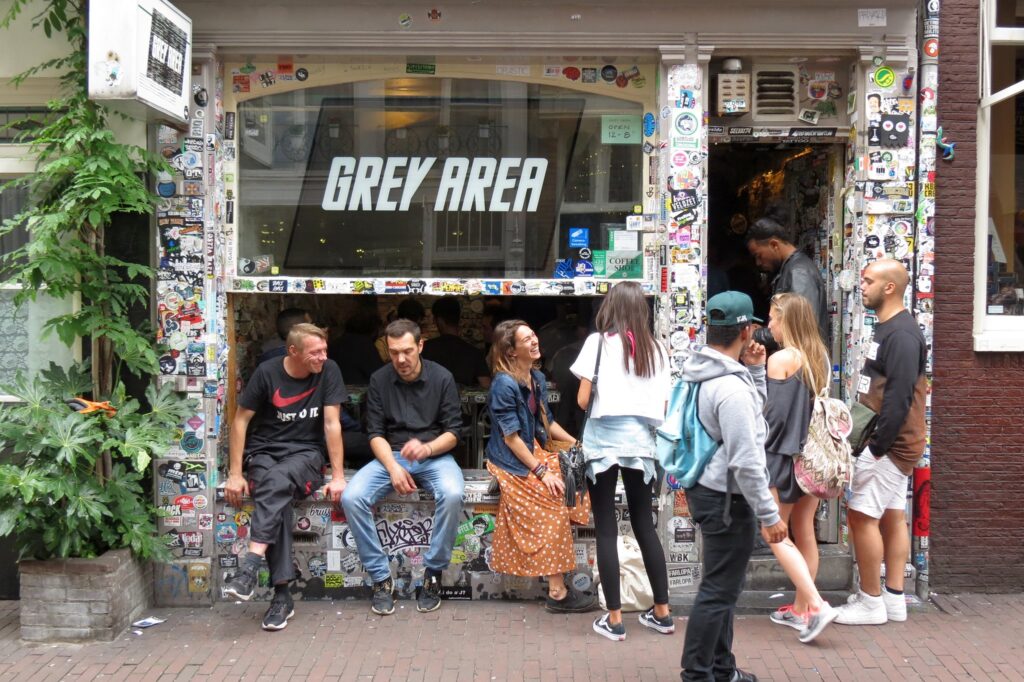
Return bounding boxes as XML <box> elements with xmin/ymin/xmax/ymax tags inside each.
<box><xmin>0</xmin><ymin>183</ymin><xmax>74</xmax><ymax>394</ymax></box>
<box><xmin>985</xmin><ymin>92</ymin><xmax>1024</xmax><ymax>315</ymax></box>
<box><xmin>996</xmin><ymin>0</ymin><xmax>1024</xmax><ymax>27</ymax></box>
<box><xmin>237</xmin><ymin>78</ymin><xmax>642</xmax><ymax>278</ymax></box>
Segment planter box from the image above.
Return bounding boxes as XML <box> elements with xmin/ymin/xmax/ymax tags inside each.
<box><xmin>19</xmin><ymin>548</ymin><xmax>151</xmax><ymax>642</ymax></box>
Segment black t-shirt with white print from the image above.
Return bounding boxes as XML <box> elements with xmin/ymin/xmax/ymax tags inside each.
<box><xmin>239</xmin><ymin>357</ymin><xmax>347</xmax><ymax>459</ymax></box>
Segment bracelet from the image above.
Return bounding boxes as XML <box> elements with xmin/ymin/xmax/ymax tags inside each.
<box><xmin>532</xmin><ymin>463</ymin><xmax>548</xmax><ymax>479</ymax></box>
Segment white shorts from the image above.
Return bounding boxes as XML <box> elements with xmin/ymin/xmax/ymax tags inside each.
<box><xmin>847</xmin><ymin>447</ymin><xmax>909</xmax><ymax>519</ymax></box>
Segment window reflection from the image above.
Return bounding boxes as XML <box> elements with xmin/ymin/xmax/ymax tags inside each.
<box><xmin>237</xmin><ymin>78</ymin><xmax>642</xmax><ymax>278</ymax></box>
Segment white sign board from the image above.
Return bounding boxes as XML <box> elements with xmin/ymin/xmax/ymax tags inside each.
<box><xmin>88</xmin><ymin>0</ymin><xmax>192</xmax><ymax>123</ymax></box>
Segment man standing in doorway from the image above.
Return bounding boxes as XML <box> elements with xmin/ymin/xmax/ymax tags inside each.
<box><xmin>342</xmin><ymin>319</ymin><xmax>465</xmax><ymax>616</ymax></box>
<box><xmin>746</xmin><ymin>211</ymin><xmax>828</xmax><ymax>346</ymax></box>
<box><xmin>835</xmin><ymin>259</ymin><xmax>927</xmax><ymax>626</ymax></box>
<box><xmin>223</xmin><ymin>323</ymin><xmax>347</xmax><ymax>631</ymax></box>
<box><xmin>680</xmin><ymin>292</ymin><xmax>788</xmax><ymax>682</ymax></box>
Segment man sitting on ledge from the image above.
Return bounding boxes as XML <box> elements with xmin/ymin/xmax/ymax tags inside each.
<box><xmin>342</xmin><ymin>319</ymin><xmax>465</xmax><ymax>616</ymax></box>
<box><xmin>223</xmin><ymin>323</ymin><xmax>347</xmax><ymax>631</ymax></box>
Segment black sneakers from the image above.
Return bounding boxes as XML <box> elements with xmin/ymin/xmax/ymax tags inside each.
<box><xmin>371</xmin><ymin>577</ymin><xmax>396</xmax><ymax>616</ymax></box>
<box><xmin>223</xmin><ymin>561</ymin><xmax>258</xmax><ymax>601</ymax></box>
<box><xmin>545</xmin><ymin>587</ymin><xmax>597</xmax><ymax>614</ymax></box>
<box><xmin>261</xmin><ymin>592</ymin><xmax>295</xmax><ymax>631</ymax></box>
<box><xmin>417</xmin><ymin>571</ymin><xmax>442</xmax><ymax>613</ymax></box>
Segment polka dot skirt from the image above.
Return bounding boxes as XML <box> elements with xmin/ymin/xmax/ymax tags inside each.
<box><xmin>486</xmin><ymin>445</ymin><xmax>591</xmax><ymax>578</ymax></box>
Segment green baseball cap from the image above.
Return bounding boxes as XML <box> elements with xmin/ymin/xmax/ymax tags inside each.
<box><xmin>706</xmin><ymin>291</ymin><xmax>763</xmax><ymax>326</ymax></box>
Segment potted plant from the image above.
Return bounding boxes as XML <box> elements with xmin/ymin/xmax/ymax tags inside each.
<box><xmin>0</xmin><ymin>0</ymin><xmax>196</xmax><ymax>641</ymax></box>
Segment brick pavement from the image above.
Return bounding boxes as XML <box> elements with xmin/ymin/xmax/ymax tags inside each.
<box><xmin>0</xmin><ymin>594</ymin><xmax>1021</xmax><ymax>681</ymax></box>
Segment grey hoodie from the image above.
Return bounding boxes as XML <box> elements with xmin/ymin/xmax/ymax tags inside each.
<box><xmin>680</xmin><ymin>345</ymin><xmax>781</xmax><ymax>527</ymax></box>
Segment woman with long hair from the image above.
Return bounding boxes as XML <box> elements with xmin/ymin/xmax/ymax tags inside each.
<box><xmin>484</xmin><ymin>320</ymin><xmax>596</xmax><ymax>613</ymax></box>
<box><xmin>570</xmin><ymin>282</ymin><xmax>672</xmax><ymax>641</ymax></box>
<box><xmin>762</xmin><ymin>292</ymin><xmax>838</xmax><ymax>643</ymax></box>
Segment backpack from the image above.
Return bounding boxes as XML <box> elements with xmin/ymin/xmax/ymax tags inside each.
<box><xmin>793</xmin><ymin>389</ymin><xmax>854</xmax><ymax>499</ymax></box>
<box><xmin>655</xmin><ymin>380</ymin><xmax>720</xmax><ymax>488</ymax></box>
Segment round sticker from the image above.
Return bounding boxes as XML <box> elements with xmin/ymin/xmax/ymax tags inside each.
<box><xmin>873</xmin><ymin>65</ymin><xmax>896</xmax><ymax>88</ymax></box>
<box><xmin>571</xmin><ymin>572</ymin><xmax>592</xmax><ymax>591</ymax></box>
<box><xmin>578</xmin><ymin>247</ymin><xmax>592</xmax><ymax>260</ymax></box>
<box><xmin>673</xmin><ymin>112</ymin><xmax>698</xmax><ymax>136</ymax></box>
<box><xmin>158</xmin><ymin>354</ymin><xmax>178</xmax><ymax>374</ymax></box>
<box><xmin>295</xmin><ymin>67</ymin><xmax>309</xmax><ymax>81</ymax></box>
<box><xmin>193</xmin><ymin>494</ymin><xmax>208</xmax><ymax>510</ymax></box>
<box><xmin>643</xmin><ymin>112</ymin><xmax>656</xmax><ymax>137</ymax></box>
<box><xmin>601</xmin><ymin>65</ymin><xmax>618</xmax><ymax>82</ymax></box>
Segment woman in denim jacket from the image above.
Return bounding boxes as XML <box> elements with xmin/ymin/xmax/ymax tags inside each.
<box><xmin>485</xmin><ymin>319</ymin><xmax>595</xmax><ymax>613</ymax></box>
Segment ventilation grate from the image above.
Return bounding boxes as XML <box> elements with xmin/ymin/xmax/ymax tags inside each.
<box><xmin>752</xmin><ymin>65</ymin><xmax>799</xmax><ymax>121</ymax></box>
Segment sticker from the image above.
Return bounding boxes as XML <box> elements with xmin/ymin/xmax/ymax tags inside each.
<box><xmin>873</xmin><ymin>65</ymin><xmax>896</xmax><ymax>89</ymax></box>
<box><xmin>398</xmin><ymin>13</ymin><xmax>412</xmax><ymax>29</ymax></box>
<box><xmin>866</xmin><ymin>342</ymin><xmax>880</xmax><ymax>361</ymax></box>
<box><xmin>643</xmin><ymin>112</ymin><xmax>656</xmax><ymax>137</ymax></box>
<box><xmin>857</xmin><ymin>374</ymin><xmax>871</xmax><ymax>394</ymax></box>
<box><xmin>601</xmin><ymin>65</ymin><xmax>618</xmax><ymax>82</ymax></box>
<box><xmin>571</xmin><ymin>573</ymin><xmax>592</xmax><ymax>591</ymax></box>
<box><xmin>188</xmin><ymin>562</ymin><xmax>210</xmax><ymax>593</ymax></box>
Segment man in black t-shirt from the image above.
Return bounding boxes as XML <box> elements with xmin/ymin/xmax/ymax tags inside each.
<box><xmin>223</xmin><ymin>323</ymin><xmax>347</xmax><ymax>631</ymax></box>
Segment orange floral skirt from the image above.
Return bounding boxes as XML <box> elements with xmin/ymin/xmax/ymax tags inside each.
<box><xmin>486</xmin><ymin>444</ymin><xmax>591</xmax><ymax>578</ymax></box>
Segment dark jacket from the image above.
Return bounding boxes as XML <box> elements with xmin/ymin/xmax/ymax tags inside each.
<box><xmin>773</xmin><ymin>250</ymin><xmax>828</xmax><ymax>342</ymax></box>
<box><xmin>753</xmin><ymin>248</ymin><xmax>831</xmax><ymax>350</ymax></box>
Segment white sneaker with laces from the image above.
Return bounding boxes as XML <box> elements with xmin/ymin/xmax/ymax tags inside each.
<box><xmin>883</xmin><ymin>590</ymin><xmax>907</xmax><ymax>622</ymax></box>
<box><xmin>834</xmin><ymin>591</ymin><xmax>887</xmax><ymax>625</ymax></box>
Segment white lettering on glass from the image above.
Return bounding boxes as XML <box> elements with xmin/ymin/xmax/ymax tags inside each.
<box><xmin>321</xmin><ymin>157</ymin><xmax>548</xmax><ymax>212</ymax></box>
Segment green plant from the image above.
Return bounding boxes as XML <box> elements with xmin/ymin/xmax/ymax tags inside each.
<box><xmin>0</xmin><ymin>1</ymin><xmax>198</xmax><ymax>562</ymax></box>
<box><xmin>1</xmin><ymin>0</ymin><xmax>169</xmax><ymax>394</ymax></box>
<box><xmin>0</xmin><ymin>363</ymin><xmax>195</xmax><ymax>560</ymax></box>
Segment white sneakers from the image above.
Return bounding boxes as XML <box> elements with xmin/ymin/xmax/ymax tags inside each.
<box><xmin>834</xmin><ymin>590</ymin><xmax>907</xmax><ymax>625</ymax></box>
<box><xmin>882</xmin><ymin>590</ymin><xmax>908</xmax><ymax>622</ymax></box>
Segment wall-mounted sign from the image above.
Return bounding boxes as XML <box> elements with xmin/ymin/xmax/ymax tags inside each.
<box><xmin>88</xmin><ymin>0</ymin><xmax>192</xmax><ymax>123</ymax></box>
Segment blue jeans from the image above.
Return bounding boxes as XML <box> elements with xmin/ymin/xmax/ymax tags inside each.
<box><xmin>341</xmin><ymin>452</ymin><xmax>465</xmax><ymax>583</ymax></box>
<box><xmin>681</xmin><ymin>484</ymin><xmax>755</xmax><ymax>682</ymax></box>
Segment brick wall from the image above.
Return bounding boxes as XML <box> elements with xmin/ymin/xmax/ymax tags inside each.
<box><xmin>19</xmin><ymin>549</ymin><xmax>151</xmax><ymax>642</ymax></box>
<box><xmin>932</xmin><ymin>0</ymin><xmax>1024</xmax><ymax>591</ymax></box>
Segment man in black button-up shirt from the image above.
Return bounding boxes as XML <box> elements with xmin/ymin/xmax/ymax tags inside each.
<box><xmin>341</xmin><ymin>318</ymin><xmax>465</xmax><ymax>617</ymax></box>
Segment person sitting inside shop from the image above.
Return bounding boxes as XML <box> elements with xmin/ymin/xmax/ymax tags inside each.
<box><xmin>257</xmin><ymin>308</ymin><xmax>312</xmax><ymax>365</ymax></box>
<box><xmin>375</xmin><ymin>298</ymin><xmax>425</xmax><ymax>363</ymax></box>
<box><xmin>423</xmin><ymin>297</ymin><xmax>491</xmax><ymax>388</ymax></box>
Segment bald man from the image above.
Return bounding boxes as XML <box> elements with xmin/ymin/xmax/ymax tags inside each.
<box><xmin>835</xmin><ymin>259</ymin><xmax>927</xmax><ymax>627</ymax></box>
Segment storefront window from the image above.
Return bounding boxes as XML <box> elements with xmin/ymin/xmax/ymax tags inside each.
<box><xmin>237</xmin><ymin>78</ymin><xmax>642</xmax><ymax>278</ymax></box>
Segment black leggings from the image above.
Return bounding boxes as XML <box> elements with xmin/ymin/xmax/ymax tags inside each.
<box><xmin>590</xmin><ymin>465</ymin><xmax>669</xmax><ymax>610</ymax></box>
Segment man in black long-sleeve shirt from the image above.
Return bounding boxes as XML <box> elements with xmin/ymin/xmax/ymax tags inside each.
<box><xmin>836</xmin><ymin>259</ymin><xmax>927</xmax><ymax>627</ymax></box>
<box><xmin>341</xmin><ymin>319</ymin><xmax>465</xmax><ymax>618</ymax></box>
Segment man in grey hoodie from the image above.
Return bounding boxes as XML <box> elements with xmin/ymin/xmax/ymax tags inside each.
<box><xmin>680</xmin><ymin>291</ymin><xmax>788</xmax><ymax>682</ymax></box>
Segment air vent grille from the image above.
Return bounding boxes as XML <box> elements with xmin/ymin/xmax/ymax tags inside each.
<box><xmin>753</xmin><ymin>65</ymin><xmax>799</xmax><ymax>121</ymax></box>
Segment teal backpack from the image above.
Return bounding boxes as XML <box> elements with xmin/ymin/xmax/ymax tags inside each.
<box><xmin>655</xmin><ymin>380</ymin><xmax>721</xmax><ymax>488</ymax></box>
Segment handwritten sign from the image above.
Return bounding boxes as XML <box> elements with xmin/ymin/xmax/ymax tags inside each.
<box><xmin>602</xmin><ymin>115</ymin><xmax>641</xmax><ymax>145</ymax></box>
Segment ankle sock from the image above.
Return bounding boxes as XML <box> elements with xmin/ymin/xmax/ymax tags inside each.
<box><xmin>884</xmin><ymin>585</ymin><xmax>903</xmax><ymax>596</ymax></box>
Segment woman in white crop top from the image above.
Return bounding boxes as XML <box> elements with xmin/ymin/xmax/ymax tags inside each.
<box><xmin>570</xmin><ymin>282</ymin><xmax>672</xmax><ymax>642</ymax></box>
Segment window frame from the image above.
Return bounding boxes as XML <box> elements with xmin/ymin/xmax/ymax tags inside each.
<box><xmin>974</xmin><ymin>1</ymin><xmax>1024</xmax><ymax>351</ymax></box>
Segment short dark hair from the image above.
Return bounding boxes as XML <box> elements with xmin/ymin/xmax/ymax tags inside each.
<box><xmin>396</xmin><ymin>298</ymin><xmax>425</xmax><ymax>324</ymax></box>
<box><xmin>385</xmin><ymin>318</ymin><xmax>421</xmax><ymax>343</ymax></box>
<box><xmin>276</xmin><ymin>308</ymin><xmax>310</xmax><ymax>340</ymax></box>
<box><xmin>705</xmin><ymin>312</ymin><xmax>749</xmax><ymax>347</ymax></box>
<box><xmin>746</xmin><ymin>205</ymin><xmax>793</xmax><ymax>245</ymax></box>
<box><xmin>431</xmin><ymin>297</ymin><xmax>461</xmax><ymax>327</ymax></box>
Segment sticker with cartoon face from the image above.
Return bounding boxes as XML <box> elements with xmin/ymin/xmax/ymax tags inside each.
<box><xmin>879</xmin><ymin>113</ymin><xmax>910</xmax><ymax>147</ymax></box>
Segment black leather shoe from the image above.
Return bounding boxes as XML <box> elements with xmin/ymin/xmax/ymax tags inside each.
<box><xmin>729</xmin><ymin>669</ymin><xmax>758</xmax><ymax>682</ymax></box>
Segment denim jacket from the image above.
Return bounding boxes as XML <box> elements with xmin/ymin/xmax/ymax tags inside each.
<box><xmin>485</xmin><ymin>369</ymin><xmax>554</xmax><ymax>476</ymax></box>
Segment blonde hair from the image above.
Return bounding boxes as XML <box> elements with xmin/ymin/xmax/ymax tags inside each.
<box><xmin>286</xmin><ymin>322</ymin><xmax>327</xmax><ymax>351</ymax></box>
<box><xmin>769</xmin><ymin>293</ymin><xmax>829</xmax><ymax>394</ymax></box>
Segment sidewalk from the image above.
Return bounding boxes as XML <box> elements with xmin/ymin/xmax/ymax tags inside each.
<box><xmin>0</xmin><ymin>594</ymin><xmax>1021</xmax><ymax>681</ymax></box>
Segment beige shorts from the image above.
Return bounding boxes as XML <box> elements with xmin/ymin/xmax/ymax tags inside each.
<box><xmin>847</xmin><ymin>447</ymin><xmax>909</xmax><ymax>519</ymax></box>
